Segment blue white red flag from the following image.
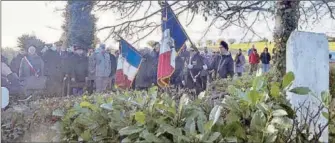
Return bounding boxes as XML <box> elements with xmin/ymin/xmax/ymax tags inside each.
<box><xmin>157</xmin><ymin>2</ymin><xmax>188</xmax><ymax>87</ymax></box>
<box><xmin>115</xmin><ymin>39</ymin><xmax>142</xmax><ymax>89</ymax></box>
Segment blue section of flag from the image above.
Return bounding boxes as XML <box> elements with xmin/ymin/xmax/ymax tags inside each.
<box><xmin>162</xmin><ymin>4</ymin><xmax>187</xmax><ymax>52</ymax></box>
<box><xmin>120</xmin><ymin>39</ymin><xmax>142</xmax><ymax>68</ymax></box>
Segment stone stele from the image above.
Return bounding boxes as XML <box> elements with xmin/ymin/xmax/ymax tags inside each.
<box><xmin>286</xmin><ymin>31</ymin><xmax>329</xmax><ymax>142</ymax></box>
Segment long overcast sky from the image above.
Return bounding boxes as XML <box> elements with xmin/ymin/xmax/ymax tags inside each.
<box><xmin>2</xmin><ymin>1</ymin><xmax>335</xmax><ymax>49</ymax></box>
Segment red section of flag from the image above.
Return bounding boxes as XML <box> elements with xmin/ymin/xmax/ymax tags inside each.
<box><xmin>115</xmin><ymin>69</ymin><xmax>132</xmax><ymax>89</ymax></box>
<box><xmin>157</xmin><ymin>51</ymin><xmax>174</xmax><ymax>87</ymax></box>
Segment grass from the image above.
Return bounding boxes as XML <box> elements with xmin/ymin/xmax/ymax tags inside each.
<box><xmin>207</xmin><ymin>41</ymin><xmax>335</xmax><ymax>52</ymax></box>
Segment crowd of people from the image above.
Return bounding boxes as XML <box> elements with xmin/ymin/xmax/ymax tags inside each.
<box><xmin>1</xmin><ymin>40</ymin><xmax>272</xmax><ymax>97</ymax></box>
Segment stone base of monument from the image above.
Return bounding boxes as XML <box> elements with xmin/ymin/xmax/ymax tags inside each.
<box><xmin>286</xmin><ymin>31</ymin><xmax>329</xmax><ymax>142</ymax></box>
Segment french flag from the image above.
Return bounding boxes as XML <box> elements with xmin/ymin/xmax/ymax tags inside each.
<box><xmin>115</xmin><ymin>39</ymin><xmax>142</xmax><ymax>89</ymax></box>
<box><xmin>157</xmin><ymin>2</ymin><xmax>187</xmax><ymax>87</ymax></box>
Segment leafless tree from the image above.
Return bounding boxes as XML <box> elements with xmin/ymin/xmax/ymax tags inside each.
<box><xmin>93</xmin><ymin>0</ymin><xmax>335</xmax><ymax>79</ymax></box>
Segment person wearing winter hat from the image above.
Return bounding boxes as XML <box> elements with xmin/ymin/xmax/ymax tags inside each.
<box><xmin>208</xmin><ymin>41</ymin><xmax>234</xmax><ymax>79</ymax></box>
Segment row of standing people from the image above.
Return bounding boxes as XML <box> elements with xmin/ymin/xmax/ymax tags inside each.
<box><xmin>8</xmin><ymin>41</ymin><xmax>272</xmax><ymax>96</ymax></box>
<box><xmin>9</xmin><ymin>41</ymin><xmax>118</xmax><ymax>96</ymax></box>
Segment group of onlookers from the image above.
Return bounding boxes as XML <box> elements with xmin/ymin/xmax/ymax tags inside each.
<box><xmin>1</xmin><ymin>40</ymin><xmax>272</xmax><ymax>96</ymax></box>
<box><xmin>3</xmin><ymin>41</ymin><xmax>118</xmax><ymax>96</ymax></box>
<box><xmin>247</xmin><ymin>44</ymin><xmax>272</xmax><ymax>74</ymax></box>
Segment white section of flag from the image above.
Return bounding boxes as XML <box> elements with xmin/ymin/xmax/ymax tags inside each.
<box><xmin>117</xmin><ymin>55</ymin><xmax>138</xmax><ymax>81</ymax></box>
<box><xmin>160</xmin><ymin>29</ymin><xmax>172</xmax><ymax>54</ymax></box>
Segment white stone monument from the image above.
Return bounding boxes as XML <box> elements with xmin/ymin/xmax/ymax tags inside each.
<box><xmin>286</xmin><ymin>31</ymin><xmax>329</xmax><ymax>141</ymax></box>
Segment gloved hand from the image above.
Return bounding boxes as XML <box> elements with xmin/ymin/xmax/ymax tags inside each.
<box><xmin>203</xmin><ymin>65</ymin><xmax>208</xmax><ymax>70</ymax></box>
<box><xmin>71</xmin><ymin>78</ymin><xmax>75</xmax><ymax>82</ymax></box>
<box><xmin>182</xmin><ymin>80</ymin><xmax>185</xmax><ymax>85</ymax></box>
<box><xmin>187</xmin><ymin>64</ymin><xmax>193</xmax><ymax>69</ymax></box>
<box><xmin>193</xmin><ymin>78</ymin><xmax>196</xmax><ymax>83</ymax></box>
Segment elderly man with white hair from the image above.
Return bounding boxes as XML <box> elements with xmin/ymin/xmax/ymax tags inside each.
<box><xmin>19</xmin><ymin>46</ymin><xmax>46</xmax><ymax>94</ymax></box>
<box><xmin>19</xmin><ymin>46</ymin><xmax>44</xmax><ymax>78</ymax></box>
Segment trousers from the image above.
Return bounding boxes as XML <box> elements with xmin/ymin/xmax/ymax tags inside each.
<box><xmin>95</xmin><ymin>77</ymin><xmax>109</xmax><ymax>93</ymax></box>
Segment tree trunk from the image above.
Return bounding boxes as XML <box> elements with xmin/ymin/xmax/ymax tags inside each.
<box><xmin>272</xmin><ymin>0</ymin><xmax>300</xmax><ymax>80</ymax></box>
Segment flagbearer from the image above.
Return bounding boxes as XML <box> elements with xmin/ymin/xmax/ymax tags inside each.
<box><xmin>184</xmin><ymin>46</ymin><xmax>207</xmax><ymax>95</ymax></box>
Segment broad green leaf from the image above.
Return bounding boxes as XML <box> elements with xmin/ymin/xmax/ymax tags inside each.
<box><xmin>272</xmin><ymin>109</ymin><xmax>288</xmax><ymax>117</ymax></box>
<box><xmin>209</xmin><ymin>105</ymin><xmax>222</xmax><ymax>125</ymax></box>
<box><xmin>206</xmin><ymin>132</ymin><xmax>221</xmax><ymax>142</ymax></box>
<box><xmin>279</xmin><ymin>103</ymin><xmax>296</xmax><ymax>119</ymax></box>
<box><xmin>225</xmin><ymin>112</ymin><xmax>240</xmax><ymax>124</ymax></box>
<box><xmin>321</xmin><ymin>91</ymin><xmax>330</xmax><ymax>106</ymax></box>
<box><xmin>161</xmin><ymin>124</ymin><xmax>190</xmax><ymax>142</ymax></box>
<box><xmin>119</xmin><ymin>126</ymin><xmax>144</xmax><ymax>135</ymax></box>
<box><xmin>289</xmin><ymin>87</ymin><xmax>311</xmax><ymax>95</ymax></box>
<box><xmin>140</xmin><ymin>130</ymin><xmax>162</xmax><ymax>142</ymax></box>
<box><xmin>266</xmin><ymin>124</ymin><xmax>278</xmax><ymax>134</ymax></box>
<box><xmin>265</xmin><ymin>133</ymin><xmax>277</xmax><ymax>143</ymax></box>
<box><xmin>250</xmin><ymin>110</ymin><xmax>266</xmax><ymax>131</ymax></box>
<box><xmin>135</xmin><ymin>112</ymin><xmax>146</xmax><ymax>124</ymax></box>
<box><xmin>247</xmin><ymin>90</ymin><xmax>261</xmax><ymax>105</ymax></box>
<box><xmin>198</xmin><ymin>91</ymin><xmax>206</xmax><ymax>99</ymax></box>
<box><xmin>270</xmin><ymin>117</ymin><xmax>292</xmax><ymax>129</ymax></box>
<box><xmin>80</xmin><ymin>101</ymin><xmax>98</xmax><ymax>111</ymax></box>
<box><xmin>100</xmin><ymin>103</ymin><xmax>113</xmax><ymax>111</ymax></box>
<box><xmin>80</xmin><ymin>130</ymin><xmax>92</xmax><ymax>141</ymax></box>
<box><xmin>270</xmin><ymin>82</ymin><xmax>280</xmax><ymax>98</ymax></box>
<box><xmin>121</xmin><ymin>137</ymin><xmax>132</xmax><ymax>143</ymax></box>
<box><xmin>223</xmin><ymin>97</ymin><xmax>241</xmax><ymax>113</ymax></box>
<box><xmin>256</xmin><ymin>103</ymin><xmax>270</xmax><ymax>114</ymax></box>
<box><xmin>282</xmin><ymin>72</ymin><xmax>295</xmax><ymax>89</ymax></box>
<box><xmin>322</xmin><ymin>112</ymin><xmax>329</xmax><ymax>120</ymax></box>
<box><xmin>204</xmin><ymin>121</ymin><xmax>214</xmax><ymax>132</ymax></box>
<box><xmin>52</xmin><ymin>109</ymin><xmax>64</xmax><ymax>117</ymax></box>
<box><xmin>252</xmin><ymin>76</ymin><xmax>264</xmax><ymax>90</ymax></box>
<box><xmin>184</xmin><ymin>119</ymin><xmax>196</xmax><ymax>135</ymax></box>
<box><xmin>178</xmin><ymin>94</ymin><xmax>190</xmax><ymax>116</ymax></box>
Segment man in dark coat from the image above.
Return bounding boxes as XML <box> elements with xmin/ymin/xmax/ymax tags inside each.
<box><xmin>150</xmin><ymin>42</ymin><xmax>160</xmax><ymax>85</ymax></box>
<box><xmin>108</xmin><ymin>49</ymin><xmax>117</xmax><ymax>91</ymax></box>
<box><xmin>170</xmin><ymin>55</ymin><xmax>185</xmax><ymax>88</ymax></box>
<box><xmin>209</xmin><ymin>41</ymin><xmax>234</xmax><ymax>79</ymax></box>
<box><xmin>134</xmin><ymin>49</ymin><xmax>155</xmax><ymax>90</ymax></box>
<box><xmin>70</xmin><ymin>46</ymin><xmax>88</xmax><ymax>96</ymax></box>
<box><xmin>184</xmin><ymin>47</ymin><xmax>207</xmax><ymax>95</ymax></box>
<box><xmin>42</xmin><ymin>43</ymin><xmax>62</xmax><ymax>95</ymax></box>
<box><xmin>10</xmin><ymin>50</ymin><xmax>26</xmax><ymax>75</ymax></box>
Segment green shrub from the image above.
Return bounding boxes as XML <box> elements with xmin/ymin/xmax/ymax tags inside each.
<box><xmin>54</xmin><ymin>72</ymin><xmax>329</xmax><ymax>143</ymax></box>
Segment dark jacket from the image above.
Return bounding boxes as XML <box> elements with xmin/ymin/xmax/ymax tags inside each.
<box><xmin>260</xmin><ymin>52</ymin><xmax>271</xmax><ymax>64</ymax></box>
<box><xmin>170</xmin><ymin>55</ymin><xmax>185</xmax><ymax>86</ymax></box>
<box><xmin>57</xmin><ymin>51</ymin><xmax>72</xmax><ymax>76</ymax></box>
<box><xmin>135</xmin><ymin>53</ymin><xmax>155</xmax><ymax>89</ymax></box>
<box><xmin>185</xmin><ymin>52</ymin><xmax>205</xmax><ymax>88</ymax></box>
<box><xmin>109</xmin><ymin>53</ymin><xmax>117</xmax><ymax>77</ymax></box>
<box><xmin>10</xmin><ymin>53</ymin><xmax>25</xmax><ymax>75</ymax></box>
<box><xmin>150</xmin><ymin>50</ymin><xmax>159</xmax><ymax>83</ymax></box>
<box><xmin>42</xmin><ymin>49</ymin><xmax>61</xmax><ymax>78</ymax></box>
<box><xmin>210</xmin><ymin>52</ymin><xmax>234</xmax><ymax>79</ymax></box>
<box><xmin>70</xmin><ymin>54</ymin><xmax>88</xmax><ymax>82</ymax></box>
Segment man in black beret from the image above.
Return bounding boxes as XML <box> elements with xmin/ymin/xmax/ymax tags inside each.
<box><xmin>208</xmin><ymin>41</ymin><xmax>234</xmax><ymax>79</ymax></box>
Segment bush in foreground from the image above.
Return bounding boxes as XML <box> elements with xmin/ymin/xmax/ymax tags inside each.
<box><xmin>52</xmin><ymin>72</ymin><xmax>329</xmax><ymax>142</ymax></box>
